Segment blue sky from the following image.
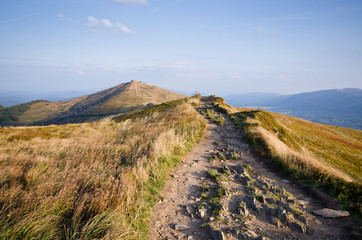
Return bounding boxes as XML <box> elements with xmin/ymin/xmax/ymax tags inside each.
<box><xmin>1</xmin><ymin>0</ymin><xmax>361</xmax><ymax>96</ymax></box>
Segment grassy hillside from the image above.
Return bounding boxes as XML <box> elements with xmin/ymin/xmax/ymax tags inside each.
<box><xmin>0</xmin><ymin>80</ymin><xmax>186</xmax><ymax>126</ymax></box>
<box><xmin>225</xmin><ymin>88</ymin><xmax>362</xmax><ymax>130</ymax></box>
<box><xmin>0</xmin><ymin>96</ymin><xmax>206</xmax><ymax>239</ymax></box>
<box><xmin>213</xmin><ymin>99</ymin><xmax>362</xmax><ymax>215</ymax></box>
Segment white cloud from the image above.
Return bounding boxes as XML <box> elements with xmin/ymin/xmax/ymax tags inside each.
<box><xmin>57</xmin><ymin>13</ymin><xmax>64</xmax><ymax>19</ymax></box>
<box><xmin>101</xmin><ymin>19</ymin><xmax>113</xmax><ymax>28</ymax></box>
<box><xmin>112</xmin><ymin>0</ymin><xmax>148</xmax><ymax>4</ymax></box>
<box><xmin>86</xmin><ymin>16</ymin><xmax>135</xmax><ymax>33</ymax></box>
<box><xmin>257</xmin><ymin>27</ymin><xmax>265</xmax><ymax>32</ymax></box>
<box><xmin>115</xmin><ymin>22</ymin><xmax>134</xmax><ymax>33</ymax></box>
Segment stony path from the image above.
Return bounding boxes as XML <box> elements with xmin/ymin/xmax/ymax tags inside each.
<box><xmin>149</xmin><ymin>101</ymin><xmax>354</xmax><ymax>240</ymax></box>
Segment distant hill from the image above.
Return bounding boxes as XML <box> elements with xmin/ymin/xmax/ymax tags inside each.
<box><xmin>0</xmin><ymin>80</ymin><xmax>186</xmax><ymax>126</ymax></box>
<box><xmin>225</xmin><ymin>88</ymin><xmax>362</xmax><ymax>130</ymax></box>
<box><xmin>0</xmin><ymin>90</ymin><xmax>96</xmax><ymax>107</ymax></box>
<box><xmin>0</xmin><ymin>94</ymin><xmax>29</xmax><ymax>107</ymax></box>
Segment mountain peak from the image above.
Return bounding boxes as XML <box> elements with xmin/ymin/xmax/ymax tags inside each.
<box><xmin>0</xmin><ymin>81</ymin><xmax>186</xmax><ymax>126</ymax></box>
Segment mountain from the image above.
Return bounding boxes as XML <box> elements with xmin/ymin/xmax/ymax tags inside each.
<box><xmin>225</xmin><ymin>88</ymin><xmax>362</xmax><ymax>130</ymax></box>
<box><xmin>0</xmin><ymin>94</ymin><xmax>29</xmax><ymax>107</ymax></box>
<box><xmin>0</xmin><ymin>90</ymin><xmax>97</xmax><ymax>107</ymax></box>
<box><xmin>0</xmin><ymin>80</ymin><xmax>186</xmax><ymax>126</ymax></box>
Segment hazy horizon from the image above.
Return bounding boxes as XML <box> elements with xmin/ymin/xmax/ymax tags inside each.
<box><xmin>1</xmin><ymin>0</ymin><xmax>362</xmax><ymax>96</ymax></box>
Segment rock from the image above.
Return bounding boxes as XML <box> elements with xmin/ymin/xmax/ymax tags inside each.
<box><xmin>287</xmin><ymin>199</ymin><xmax>295</xmax><ymax>204</ymax></box>
<box><xmin>312</xmin><ymin>208</ymin><xmax>350</xmax><ymax>218</ymax></box>
<box><xmin>238</xmin><ymin>205</ymin><xmax>249</xmax><ymax>217</ymax></box>
<box><xmin>256</xmin><ymin>195</ymin><xmax>265</xmax><ymax>203</ymax></box>
<box><xmin>171</xmin><ymin>174</ymin><xmax>180</xmax><ymax>178</ymax></box>
<box><xmin>255</xmin><ymin>181</ymin><xmax>269</xmax><ymax>190</ymax></box>
<box><xmin>245</xmin><ymin>230</ymin><xmax>258</xmax><ymax>238</ymax></box>
<box><xmin>298</xmin><ymin>200</ymin><xmax>309</xmax><ymax>206</ymax></box>
<box><xmin>237</xmin><ymin>175</ymin><xmax>250</xmax><ymax>185</ymax></box>
<box><xmin>199</xmin><ymin>208</ymin><xmax>207</xmax><ymax>218</ymax></box>
<box><xmin>277</xmin><ymin>200</ymin><xmax>293</xmax><ymax>213</ymax></box>
<box><xmin>246</xmin><ymin>195</ymin><xmax>258</xmax><ymax>211</ymax></box>
<box><xmin>296</xmin><ymin>215</ymin><xmax>307</xmax><ymax>224</ymax></box>
<box><xmin>175</xmin><ymin>225</ymin><xmax>190</xmax><ymax>231</ymax></box>
<box><xmin>235</xmin><ymin>164</ymin><xmax>245</xmax><ymax>174</ymax></box>
<box><xmin>266</xmin><ymin>197</ymin><xmax>275</xmax><ymax>204</ymax></box>
<box><xmin>281</xmin><ymin>179</ymin><xmax>289</xmax><ymax>183</ymax></box>
<box><xmin>277</xmin><ymin>207</ymin><xmax>287</xmax><ymax>223</ymax></box>
<box><xmin>225</xmin><ymin>152</ymin><xmax>232</xmax><ymax>159</ymax></box>
<box><xmin>256</xmin><ymin>237</ymin><xmax>269</xmax><ymax>240</ymax></box>
<box><xmin>291</xmin><ymin>220</ymin><xmax>306</xmax><ymax>233</ymax></box>
<box><xmin>269</xmin><ymin>216</ymin><xmax>279</xmax><ymax>226</ymax></box>
<box><xmin>262</xmin><ymin>204</ymin><xmax>271</xmax><ymax>213</ymax></box>
<box><xmin>210</xmin><ymin>229</ymin><xmax>225</xmax><ymax>240</ymax></box>
<box><xmin>275</xmin><ymin>188</ymin><xmax>283</xmax><ymax>194</ymax></box>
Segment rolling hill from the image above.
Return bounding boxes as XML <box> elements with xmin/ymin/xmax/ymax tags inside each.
<box><xmin>0</xmin><ymin>80</ymin><xmax>186</xmax><ymax>126</ymax></box>
<box><xmin>215</xmin><ymin>98</ymin><xmax>362</xmax><ymax>213</ymax></box>
<box><xmin>225</xmin><ymin>88</ymin><xmax>362</xmax><ymax>130</ymax></box>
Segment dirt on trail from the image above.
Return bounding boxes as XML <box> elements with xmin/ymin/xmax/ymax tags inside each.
<box><xmin>149</xmin><ymin>99</ymin><xmax>356</xmax><ymax>240</ymax></box>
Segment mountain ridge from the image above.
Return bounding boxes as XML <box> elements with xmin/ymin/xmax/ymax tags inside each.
<box><xmin>0</xmin><ymin>80</ymin><xmax>186</xmax><ymax>126</ymax></box>
<box><xmin>225</xmin><ymin>88</ymin><xmax>362</xmax><ymax>130</ymax></box>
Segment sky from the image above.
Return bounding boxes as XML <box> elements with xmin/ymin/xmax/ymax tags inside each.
<box><xmin>0</xmin><ymin>0</ymin><xmax>362</xmax><ymax>96</ymax></box>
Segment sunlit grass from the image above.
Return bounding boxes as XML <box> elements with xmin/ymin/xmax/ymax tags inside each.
<box><xmin>0</xmin><ymin>97</ymin><xmax>206</xmax><ymax>239</ymax></box>
<box><xmin>214</xmin><ymin>98</ymin><xmax>362</xmax><ymax>215</ymax></box>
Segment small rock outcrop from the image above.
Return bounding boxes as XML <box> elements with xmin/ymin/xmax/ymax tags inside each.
<box><xmin>210</xmin><ymin>229</ymin><xmax>225</xmax><ymax>240</ymax></box>
<box><xmin>312</xmin><ymin>208</ymin><xmax>350</xmax><ymax>218</ymax></box>
<box><xmin>175</xmin><ymin>224</ymin><xmax>190</xmax><ymax>231</ymax></box>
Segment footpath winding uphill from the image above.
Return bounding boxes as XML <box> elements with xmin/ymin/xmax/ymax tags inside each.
<box><xmin>149</xmin><ymin>99</ymin><xmax>355</xmax><ymax>240</ymax></box>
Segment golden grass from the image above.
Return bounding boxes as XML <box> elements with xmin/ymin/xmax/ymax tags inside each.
<box><xmin>0</xmin><ymin>98</ymin><xmax>206</xmax><ymax>239</ymax></box>
<box><xmin>18</xmin><ymin>96</ymin><xmax>86</xmax><ymax>124</ymax></box>
<box><xmin>14</xmin><ymin>81</ymin><xmax>186</xmax><ymax>125</ymax></box>
<box><xmin>214</xmin><ymin>99</ymin><xmax>362</xmax><ymax>214</ymax></box>
<box><xmin>252</xmin><ymin>125</ymin><xmax>353</xmax><ymax>182</ymax></box>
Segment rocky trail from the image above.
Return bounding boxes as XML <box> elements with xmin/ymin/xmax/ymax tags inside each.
<box><xmin>149</xmin><ymin>99</ymin><xmax>356</xmax><ymax>240</ymax></box>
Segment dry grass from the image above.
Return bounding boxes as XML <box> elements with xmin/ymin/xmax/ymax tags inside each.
<box><xmin>251</xmin><ymin>125</ymin><xmax>353</xmax><ymax>182</ymax></box>
<box><xmin>215</xmin><ymin>100</ymin><xmax>362</xmax><ymax>215</ymax></box>
<box><xmin>0</xmin><ymin>98</ymin><xmax>206</xmax><ymax>239</ymax></box>
<box><xmin>4</xmin><ymin>81</ymin><xmax>186</xmax><ymax>126</ymax></box>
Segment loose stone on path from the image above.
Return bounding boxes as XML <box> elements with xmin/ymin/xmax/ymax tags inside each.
<box><xmin>312</xmin><ymin>208</ymin><xmax>350</xmax><ymax>218</ymax></box>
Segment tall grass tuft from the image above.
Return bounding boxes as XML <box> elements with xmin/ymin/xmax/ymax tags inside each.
<box><xmin>214</xmin><ymin>99</ymin><xmax>362</xmax><ymax>216</ymax></box>
<box><xmin>0</xmin><ymin>97</ymin><xmax>206</xmax><ymax>239</ymax></box>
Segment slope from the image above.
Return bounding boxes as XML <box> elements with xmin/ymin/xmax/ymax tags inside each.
<box><xmin>220</xmin><ymin>103</ymin><xmax>362</xmax><ymax>213</ymax></box>
<box><xmin>225</xmin><ymin>88</ymin><xmax>362</xmax><ymax>130</ymax></box>
<box><xmin>0</xmin><ymin>96</ymin><xmax>206</xmax><ymax>239</ymax></box>
<box><xmin>150</xmin><ymin>96</ymin><xmax>357</xmax><ymax>240</ymax></box>
<box><xmin>0</xmin><ymin>80</ymin><xmax>186</xmax><ymax>126</ymax></box>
